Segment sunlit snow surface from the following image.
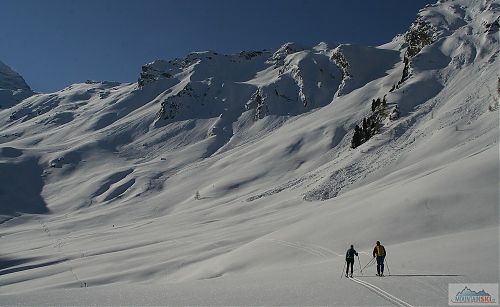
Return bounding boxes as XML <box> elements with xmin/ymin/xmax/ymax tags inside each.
<box><xmin>0</xmin><ymin>0</ymin><xmax>498</xmax><ymax>305</ymax></box>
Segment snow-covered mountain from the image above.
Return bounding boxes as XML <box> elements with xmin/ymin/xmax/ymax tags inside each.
<box><xmin>0</xmin><ymin>60</ymin><xmax>33</xmax><ymax>108</ymax></box>
<box><xmin>0</xmin><ymin>0</ymin><xmax>498</xmax><ymax>305</ymax></box>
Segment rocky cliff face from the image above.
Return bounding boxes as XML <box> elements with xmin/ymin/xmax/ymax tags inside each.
<box><xmin>141</xmin><ymin>45</ymin><xmax>345</xmax><ymax>127</ymax></box>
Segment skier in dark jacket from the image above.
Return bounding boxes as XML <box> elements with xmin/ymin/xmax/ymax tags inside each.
<box><xmin>372</xmin><ymin>241</ymin><xmax>386</xmax><ymax>276</ymax></box>
<box><xmin>345</xmin><ymin>244</ymin><xmax>358</xmax><ymax>277</ymax></box>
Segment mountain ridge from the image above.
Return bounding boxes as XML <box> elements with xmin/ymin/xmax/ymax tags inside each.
<box><xmin>0</xmin><ymin>0</ymin><xmax>498</xmax><ymax>299</ymax></box>
<box><xmin>0</xmin><ymin>60</ymin><xmax>34</xmax><ymax>108</ymax></box>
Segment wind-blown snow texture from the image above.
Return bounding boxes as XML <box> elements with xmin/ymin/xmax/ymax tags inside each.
<box><xmin>0</xmin><ymin>0</ymin><xmax>498</xmax><ymax>305</ymax></box>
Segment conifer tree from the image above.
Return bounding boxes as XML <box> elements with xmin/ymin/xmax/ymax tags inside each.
<box><xmin>351</xmin><ymin>125</ymin><xmax>362</xmax><ymax>148</ymax></box>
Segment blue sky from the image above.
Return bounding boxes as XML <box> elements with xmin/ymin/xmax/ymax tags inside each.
<box><xmin>0</xmin><ymin>0</ymin><xmax>435</xmax><ymax>92</ymax></box>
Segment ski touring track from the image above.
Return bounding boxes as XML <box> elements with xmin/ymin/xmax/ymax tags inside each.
<box><xmin>35</xmin><ymin>217</ymin><xmax>88</xmax><ymax>288</ymax></box>
<box><xmin>264</xmin><ymin>238</ymin><xmax>413</xmax><ymax>307</ymax></box>
<box><xmin>350</xmin><ymin>277</ymin><xmax>414</xmax><ymax>307</ymax></box>
<box><xmin>264</xmin><ymin>238</ymin><xmax>343</xmax><ymax>258</ymax></box>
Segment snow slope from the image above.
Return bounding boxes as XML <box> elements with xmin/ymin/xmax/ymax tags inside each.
<box><xmin>0</xmin><ymin>0</ymin><xmax>498</xmax><ymax>305</ymax></box>
<box><xmin>0</xmin><ymin>60</ymin><xmax>33</xmax><ymax>108</ymax></box>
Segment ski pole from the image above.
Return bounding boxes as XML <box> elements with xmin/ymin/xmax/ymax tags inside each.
<box><xmin>357</xmin><ymin>255</ymin><xmax>362</xmax><ymax>275</ymax></box>
<box><xmin>385</xmin><ymin>257</ymin><xmax>391</xmax><ymax>276</ymax></box>
<box><xmin>361</xmin><ymin>257</ymin><xmax>373</xmax><ymax>272</ymax></box>
<box><xmin>360</xmin><ymin>257</ymin><xmax>375</xmax><ymax>274</ymax></box>
<box><xmin>341</xmin><ymin>261</ymin><xmax>346</xmax><ymax>279</ymax></box>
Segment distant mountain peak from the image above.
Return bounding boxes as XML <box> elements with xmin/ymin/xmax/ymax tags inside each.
<box><xmin>0</xmin><ymin>60</ymin><xmax>31</xmax><ymax>91</ymax></box>
<box><xmin>0</xmin><ymin>60</ymin><xmax>34</xmax><ymax>108</ymax></box>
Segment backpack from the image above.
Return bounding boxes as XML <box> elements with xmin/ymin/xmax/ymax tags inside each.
<box><xmin>377</xmin><ymin>245</ymin><xmax>386</xmax><ymax>256</ymax></box>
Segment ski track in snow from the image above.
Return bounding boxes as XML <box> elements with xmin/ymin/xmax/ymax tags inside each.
<box><xmin>0</xmin><ymin>0</ymin><xmax>498</xmax><ymax>304</ymax></box>
<box><xmin>264</xmin><ymin>238</ymin><xmax>343</xmax><ymax>258</ymax></box>
<box><xmin>350</xmin><ymin>277</ymin><xmax>414</xmax><ymax>307</ymax></box>
<box><xmin>35</xmin><ymin>217</ymin><xmax>87</xmax><ymax>288</ymax></box>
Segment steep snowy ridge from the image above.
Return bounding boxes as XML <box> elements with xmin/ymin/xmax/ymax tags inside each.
<box><xmin>0</xmin><ymin>0</ymin><xmax>498</xmax><ymax>304</ymax></box>
<box><xmin>331</xmin><ymin>44</ymin><xmax>401</xmax><ymax>97</ymax></box>
<box><xmin>151</xmin><ymin>44</ymin><xmax>344</xmax><ymax>125</ymax></box>
<box><xmin>0</xmin><ymin>61</ymin><xmax>31</xmax><ymax>91</ymax></box>
<box><xmin>0</xmin><ymin>60</ymin><xmax>34</xmax><ymax>108</ymax></box>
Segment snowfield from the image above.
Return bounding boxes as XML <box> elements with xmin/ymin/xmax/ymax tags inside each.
<box><xmin>0</xmin><ymin>0</ymin><xmax>498</xmax><ymax>305</ymax></box>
